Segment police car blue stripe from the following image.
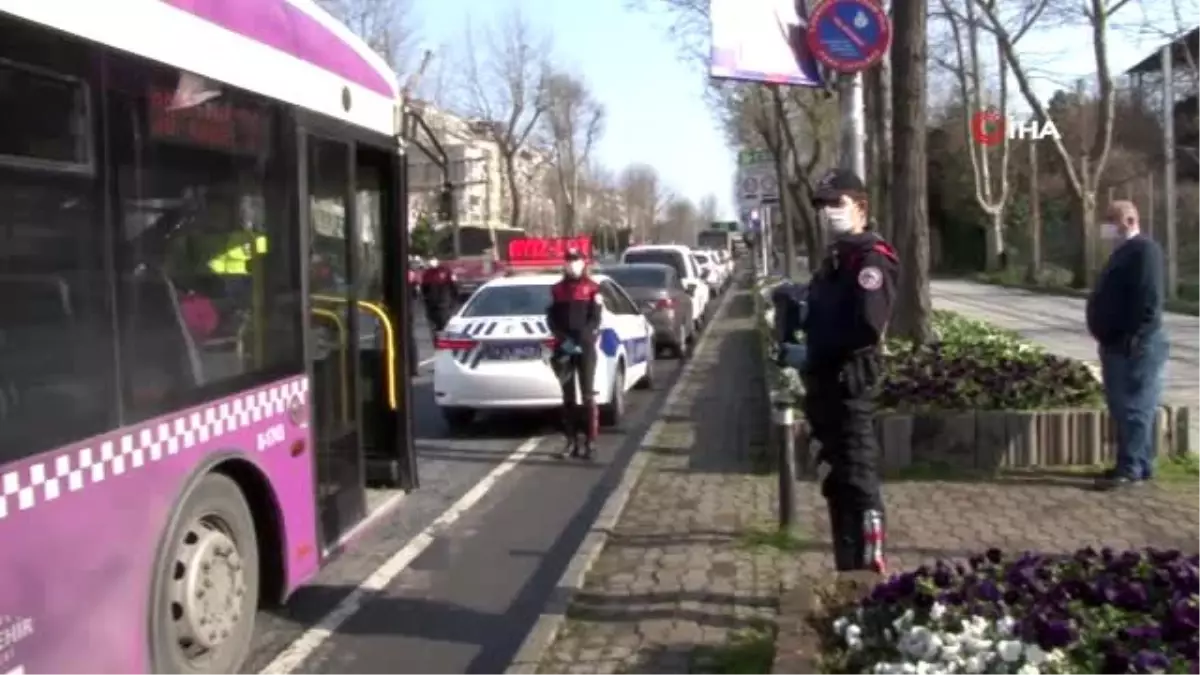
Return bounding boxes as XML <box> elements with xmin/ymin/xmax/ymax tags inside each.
<box><xmin>461</xmin><ymin>321</ymin><xmax>476</xmax><ymax>335</ymax></box>
<box><xmin>469</xmin><ymin>347</ymin><xmax>486</xmax><ymax>369</ymax></box>
<box><xmin>457</xmin><ymin>347</ymin><xmax>474</xmax><ymax>364</ymax></box>
<box><xmin>471</xmin><ymin>322</ymin><xmax>488</xmax><ymax>336</ymax></box>
<box><xmin>536</xmin><ymin>320</ymin><xmax>548</xmax><ymax>334</ymax></box>
<box><xmin>484</xmin><ymin>321</ymin><xmax>498</xmax><ymax>335</ymax></box>
<box><xmin>521</xmin><ymin>321</ymin><xmax>533</xmax><ymax>335</ymax></box>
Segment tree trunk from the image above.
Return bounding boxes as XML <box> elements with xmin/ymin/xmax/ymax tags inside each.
<box><xmin>503</xmin><ymin>150</ymin><xmax>522</xmax><ymax>229</ymax></box>
<box><xmin>888</xmin><ymin>0</ymin><xmax>932</xmax><ymax>345</ymax></box>
<box><xmin>985</xmin><ymin>210</ymin><xmax>1003</xmax><ymax>272</ymax></box>
<box><xmin>1026</xmin><ymin>141</ymin><xmax>1042</xmax><ymax>283</ymax></box>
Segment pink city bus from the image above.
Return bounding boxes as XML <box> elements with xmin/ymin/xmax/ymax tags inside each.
<box><xmin>0</xmin><ymin>0</ymin><xmax>420</xmax><ymax>672</ymax></box>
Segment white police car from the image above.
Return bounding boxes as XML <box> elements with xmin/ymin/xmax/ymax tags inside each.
<box><xmin>432</xmin><ymin>273</ymin><xmax>655</xmax><ymax>428</ymax></box>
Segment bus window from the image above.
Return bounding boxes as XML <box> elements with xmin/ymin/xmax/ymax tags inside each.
<box><xmin>105</xmin><ymin>55</ymin><xmax>304</xmax><ymax>422</ymax></box>
<box><xmin>0</xmin><ymin>26</ymin><xmax>119</xmax><ymax>461</ymax></box>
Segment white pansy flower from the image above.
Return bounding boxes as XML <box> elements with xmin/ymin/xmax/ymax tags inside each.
<box><xmin>940</xmin><ymin>641</ymin><xmax>962</xmax><ymax>661</ymax></box>
<box><xmin>1024</xmin><ymin>643</ymin><xmax>1048</xmax><ymax>666</ymax></box>
<box><xmin>846</xmin><ymin>635</ymin><xmax>863</xmax><ymax>651</ymax></box>
<box><xmin>996</xmin><ymin>616</ymin><xmax>1017</xmax><ymax>637</ymax></box>
<box><xmin>846</xmin><ymin>624</ymin><xmax>863</xmax><ymax>642</ymax></box>
<box><xmin>997</xmin><ymin>640</ymin><xmax>1024</xmax><ymax>663</ymax></box>
<box><xmin>833</xmin><ymin>616</ymin><xmax>849</xmax><ymax>636</ymax></box>
<box><xmin>929</xmin><ymin>603</ymin><xmax>948</xmax><ymax>621</ymax></box>
<box><xmin>963</xmin><ymin>636</ymin><xmax>993</xmax><ymax>654</ymax></box>
<box><xmin>1016</xmin><ymin>664</ymin><xmax>1041</xmax><ymax>675</ymax></box>
<box><xmin>962</xmin><ymin>654</ymin><xmax>987</xmax><ymax>674</ymax></box>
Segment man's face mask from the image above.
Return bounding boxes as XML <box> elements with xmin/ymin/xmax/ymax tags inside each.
<box><xmin>565</xmin><ymin>260</ymin><xmax>585</xmax><ymax>277</ymax></box>
<box><xmin>1101</xmin><ymin>220</ymin><xmax>1136</xmax><ymax>242</ymax></box>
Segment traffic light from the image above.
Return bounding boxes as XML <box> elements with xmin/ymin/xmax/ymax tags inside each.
<box><xmin>437</xmin><ymin>183</ymin><xmax>453</xmax><ymax>222</ymax></box>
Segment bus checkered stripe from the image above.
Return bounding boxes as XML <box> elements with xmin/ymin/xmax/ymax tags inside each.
<box><xmin>0</xmin><ymin>378</ymin><xmax>308</xmax><ymax>521</ymax></box>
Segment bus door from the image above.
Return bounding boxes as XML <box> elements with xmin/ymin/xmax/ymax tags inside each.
<box><xmin>305</xmin><ymin>135</ymin><xmax>367</xmax><ymax>547</ymax></box>
<box><xmin>352</xmin><ymin>144</ymin><xmax>417</xmax><ymax>491</ymax></box>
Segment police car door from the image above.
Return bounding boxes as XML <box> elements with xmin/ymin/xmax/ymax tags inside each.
<box><xmin>599</xmin><ymin>280</ymin><xmax>651</xmax><ymax>389</ymax></box>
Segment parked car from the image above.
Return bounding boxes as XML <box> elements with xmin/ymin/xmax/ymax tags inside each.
<box><xmin>597</xmin><ymin>263</ymin><xmax>695</xmax><ymax>358</ymax></box>
<box><xmin>690</xmin><ymin>250</ymin><xmax>724</xmax><ymax>293</ymax></box>
<box><xmin>620</xmin><ymin>244</ymin><xmax>711</xmax><ymax>328</ymax></box>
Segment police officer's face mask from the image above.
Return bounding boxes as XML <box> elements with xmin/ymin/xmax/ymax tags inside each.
<box><xmin>820</xmin><ymin>204</ymin><xmax>854</xmax><ymax>234</ymax></box>
<box><xmin>565</xmin><ymin>260</ymin><xmax>585</xmax><ymax>277</ymax></box>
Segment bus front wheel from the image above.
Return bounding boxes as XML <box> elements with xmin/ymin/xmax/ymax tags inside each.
<box><xmin>150</xmin><ymin>472</ymin><xmax>260</xmax><ymax>674</ymax></box>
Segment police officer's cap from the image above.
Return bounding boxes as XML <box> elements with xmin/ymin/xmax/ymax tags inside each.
<box><xmin>812</xmin><ymin>168</ymin><xmax>865</xmax><ymax>207</ymax></box>
<box><xmin>564</xmin><ymin>247</ymin><xmax>584</xmax><ymax>261</ymax></box>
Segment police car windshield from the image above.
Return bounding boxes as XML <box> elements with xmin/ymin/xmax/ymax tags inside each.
<box><xmin>599</xmin><ymin>266</ymin><xmax>669</xmax><ymax>289</ymax></box>
<box><xmin>460</xmin><ymin>284</ymin><xmax>553</xmax><ymax>317</ymax></box>
<box><xmin>622</xmin><ymin>250</ymin><xmax>685</xmax><ymax>278</ymax></box>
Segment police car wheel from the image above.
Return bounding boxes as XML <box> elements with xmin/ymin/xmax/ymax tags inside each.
<box><xmin>600</xmin><ymin>365</ymin><xmax>625</xmax><ymax>427</ymax></box>
<box><xmin>440</xmin><ymin>407</ymin><xmax>475</xmax><ymax>430</ymax></box>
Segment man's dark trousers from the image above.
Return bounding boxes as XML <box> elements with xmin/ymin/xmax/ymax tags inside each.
<box><xmin>1100</xmin><ymin>330</ymin><xmax>1169</xmax><ymax>480</ymax></box>
<box><xmin>804</xmin><ymin>365</ymin><xmax>885</xmax><ymax>571</ymax></box>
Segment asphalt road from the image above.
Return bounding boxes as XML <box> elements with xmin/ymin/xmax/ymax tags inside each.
<box><xmin>242</xmin><ymin>289</ymin><xmax>728</xmax><ymax>674</ymax></box>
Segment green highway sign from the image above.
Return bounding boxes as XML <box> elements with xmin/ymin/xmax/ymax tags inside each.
<box><xmin>737</xmin><ymin>149</ymin><xmax>772</xmax><ymax>166</ymax></box>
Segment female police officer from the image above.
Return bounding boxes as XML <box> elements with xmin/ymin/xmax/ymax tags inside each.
<box><xmin>802</xmin><ymin>168</ymin><xmax>899</xmax><ymax>574</ymax></box>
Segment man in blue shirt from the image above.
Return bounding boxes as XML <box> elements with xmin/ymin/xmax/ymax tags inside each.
<box><xmin>1085</xmin><ymin>200</ymin><xmax>1169</xmax><ymax>490</ymax></box>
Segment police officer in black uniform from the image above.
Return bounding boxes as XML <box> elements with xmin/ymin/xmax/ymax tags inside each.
<box><xmin>547</xmin><ymin>248</ymin><xmax>603</xmax><ymax>459</ymax></box>
<box><xmin>420</xmin><ymin>257</ymin><xmax>460</xmax><ymax>343</ymax></box>
<box><xmin>802</xmin><ymin>168</ymin><xmax>900</xmax><ymax>574</ymax></box>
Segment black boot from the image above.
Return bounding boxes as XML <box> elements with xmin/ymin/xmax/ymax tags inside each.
<box><xmin>826</xmin><ymin>500</ymin><xmax>860</xmax><ymax>571</ymax></box>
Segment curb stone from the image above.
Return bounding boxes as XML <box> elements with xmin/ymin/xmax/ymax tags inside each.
<box><xmin>503</xmin><ymin>283</ymin><xmax>742</xmax><ymax>674</ymax></box>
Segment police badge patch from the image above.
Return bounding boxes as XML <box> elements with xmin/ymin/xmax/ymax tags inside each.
<box><xmin>858</xmin><ymin>266</ymin><xmax>883</xmax><ymax>290</ymax></box>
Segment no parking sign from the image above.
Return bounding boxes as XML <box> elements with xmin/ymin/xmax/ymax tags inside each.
<box><xmin>807</xmin><ymin>0</ymin><xmax>891</xmax><ymax>73</ymax></box>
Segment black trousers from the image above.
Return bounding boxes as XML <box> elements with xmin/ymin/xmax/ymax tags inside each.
<box><xmin>554</xmin><ymin>345</ymin><xmax>598</xmax><ymax>439</ymax></box>
<box><xmin>803</xmin><ymin>359</ymin><xmax>886</xmax><ymax>571</ymax></box>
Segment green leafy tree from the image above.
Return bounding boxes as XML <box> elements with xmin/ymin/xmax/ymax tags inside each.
<box><xmin>409</xmin><ymin>215</ymin><xmax>436</xmax><ymax>257</ymax></box>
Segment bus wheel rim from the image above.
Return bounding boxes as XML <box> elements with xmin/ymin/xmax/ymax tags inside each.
<box><xmin>169</xmin><ymin>516</ymin><xmax>247</xmax><ymax>659</ymax></box>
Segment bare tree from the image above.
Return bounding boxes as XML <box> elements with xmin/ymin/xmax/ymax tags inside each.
<box><xmin>619</xmin><ymin>164</ymin><xmax>665</xmax><ymax>243</ymax></box>
<box><xmin>972</xmin><ymin>0</ymin><xmax>1137</xmax><ymax>286</ymax></box>
<box><xmin>316</xmin><ymin>0</ymin><xmax>417</xmax><ymax>73</ymax></box>
<box><xmin>891</xmin><ymin>0</ymin><xmax>934</xmax><ymax>344</ymax></box>
<box><xmin>543</xmin><ymin>70</ymin><xmax>605</xmax><ymax>235</ymax></box>
<box><xmin>933</xmin><ymin>0</ymin><xmax>1028</xmax><ymax>271</ymax></box>
<box><xmin>458</xmin><ymin>8</ymin><xmax>551</xmax><ymax>229</ymax></box>
<box><xmin>697</xmin><ymin>194</ymin><xmax>720</xmax><ymax>225</ymax></box>
<box><xmin>662</xmin><ymin>196</ymin><xmax>700</xmax><ymax>244</ymax></box>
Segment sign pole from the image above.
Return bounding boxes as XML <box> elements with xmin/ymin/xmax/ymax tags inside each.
<box><xmin>839</xmin><ymin>73</ymin><xmax>866</xmax><ymax>177</ymax></box>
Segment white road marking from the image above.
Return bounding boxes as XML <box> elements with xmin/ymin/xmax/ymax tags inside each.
<box><xmin>418</xmin><ymin>356</ymin><xmax>435</xmax><ymax>369</ymax></box>
<box><xmin>259</xmin><ymin>434</ymin><xmax>547</xmax><ymax>674</ymax></box>
<box><xmin>324</xmin><ymin>491</ymin><xmax>408</xmax><ymax>556</ymax></box>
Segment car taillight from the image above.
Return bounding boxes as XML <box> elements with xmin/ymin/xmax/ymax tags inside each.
<box><xmin>654</xmin><ymin>298</ymin><xmax>675</xmax><ymax>310</ymax></box>
<box><xmin>542</xmin><ymin>337</ymin><xmax>559</xmax><ymax>348</ymax></box>
<box><xmin>434</xmin><ymin>335</ymin><xmax>477</xmax><ymax>350</ymax></box>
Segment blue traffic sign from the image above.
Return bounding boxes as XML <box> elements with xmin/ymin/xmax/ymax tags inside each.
<box><xmin>807</xmin><ymin>0</ymin><xmax>891</xmax><ymax>73</ymax></box>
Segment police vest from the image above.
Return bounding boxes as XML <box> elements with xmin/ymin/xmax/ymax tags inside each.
<box><xmin>207</xmin><ymin>234</ymin><xmax>268</xmax><ymax>276</ymax></box>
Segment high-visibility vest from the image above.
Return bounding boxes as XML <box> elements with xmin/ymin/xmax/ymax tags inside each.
<box><xmin>206</xmin><ymin>234</ymin><xmax>268</xmax><ymax>276</ymax></box>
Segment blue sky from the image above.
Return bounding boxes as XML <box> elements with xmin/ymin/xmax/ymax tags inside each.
<box><xmin>410</xmin><ymin>0</ymin><xmax>737</xmax><ymax>219</ymax></box>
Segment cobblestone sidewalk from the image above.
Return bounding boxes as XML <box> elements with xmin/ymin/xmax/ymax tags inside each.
<box><xmin>534</xmin><ymin>290</ymin><xmax>1200</xmax><ymax>675</ymax></box>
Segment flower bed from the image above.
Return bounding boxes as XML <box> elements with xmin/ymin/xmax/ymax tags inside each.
<box><xmin>751</xmin><ymin>278</ymin><xmax>1200</xmax><ymax>470</ymax></box>
<box><xmin>823</xmin><ymin>547</ymin><xmax>1200</xmax><ymax>674</ymax></box>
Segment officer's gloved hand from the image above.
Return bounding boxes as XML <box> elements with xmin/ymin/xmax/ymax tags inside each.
<box><xmin>841</xmin><ymin>352</ymin><xmax>881</xmax><ymax>397</ymax></box>
<box><xmin>560</xmin><ymin>339</ymin><xmax>582</xmax><ymax>355</ymax></box>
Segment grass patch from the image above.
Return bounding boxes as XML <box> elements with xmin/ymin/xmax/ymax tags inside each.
<box><xmin>691</xmin><ymin>623</ymin><xmax>777</xmax><ymax>674</ymax></box>
<box><xmin>741</xmin><ymin>525</ymin><xmax>806</xmax><ymax>552</ymax></box>
<box><xmin>1157</xmin><ymin>453</ymin><xmax>1200</xmax><ymax>481</ymax></box>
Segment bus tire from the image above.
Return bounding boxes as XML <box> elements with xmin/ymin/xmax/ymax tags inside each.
<box><xmin>149</xmin><ymin>472</ymin><xmax>260</xmax><ymax>674</ymax></box>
